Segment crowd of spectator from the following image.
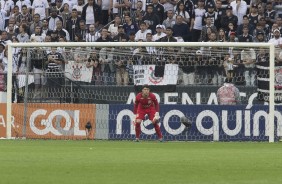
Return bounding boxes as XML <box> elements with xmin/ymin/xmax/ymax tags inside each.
<box><xmin>0</xmin><ymin>0</ymin><xmax>282</xmax><ymax>98</ymax></box>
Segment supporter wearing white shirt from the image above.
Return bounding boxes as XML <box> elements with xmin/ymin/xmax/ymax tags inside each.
<box><xmin>190</xmin><ymin>0</ymin><xmax>205</xmax><ymax>42</ymax></box>
<box><xmin>16</xmin><ymin>0</ymin><xmax>31</xmax><ymax>12</ymax></box>
<box><xmin>2</xmin><ymin>49</ymin><xmax>18</xmax><ymax>73</ymax></box>
<box><xmin>191</xmin><ymin>1</ymin><xmax>205</xmax><ymax>30</ymax></box>
<box><xmin>32</xmin><ymin>0</ymin><xmax>49</xmax><ymax>20</ymax></box>
<box><xmin>153</xmin><ymin>25</ymin><xmax>166</xmax><ymax>41</ymax></box>
<box><xmin>30</xmin><ymin>25</ymin><xmax>46</xmax><ymax>42</ymax></box>
<box><xmin>0</xmin><ymin>0</ymin><xmax>14</xmax><ymax>25</ymax></box>
<box><xmin>0</xmin><ymin>4</ymin><xmax>5</xmax><ymax>31</ymax></box>
<box><xmin>81</xmin><ymin>0</ymin><xmax>101</xmax><ymax>26</ymax></box>
<box><xmin>131</xmin><ymin>0</ymin><xmax>146</xmax><ymax>11</ymax></box>
<box><xmin>268</xmin><ymin>29</ymin><xmax>282</xmax><ymax>46</ymax></box>
<box><xmin>63</xmin><ymin>0</ymin><xmax>77</xmax><ymax>11</ymax></box>
<box><xmin>135</xmin><ymin>22</ymin><xmax>152</xmax><ymax>41</ymax></box>
<box><xmin>86</xmin><ymin>6</ymin><xmax>95</xmax><ymax>25</ymax></box>
<box><xmin>162</xmin><ymin>0</ymin><xmax>174</xmax><ymax>13</ymax></box>
<box><xmin>72</xmin><ymin>0</ymin><xmax>86</xmax><ymax>16</ymax></box>
<box><xmin>230</xmin><ymin>0</ymin><xmax>247</xmax><ymax>25</ymax></box>
<box><xmin>108</xmin><ymin>16</ymin><xmax>122</xmax><ymax>38</ymax></box>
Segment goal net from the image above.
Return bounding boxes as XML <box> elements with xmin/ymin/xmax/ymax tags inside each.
<box><xmin>1</xmin><ymin>42</ymin><xmax>281</xmax><ymax>142</ymax></box>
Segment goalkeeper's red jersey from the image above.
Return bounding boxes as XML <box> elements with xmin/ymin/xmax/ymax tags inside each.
<box><xmin>134</xmin><ymin>92</ymin><xmax>159</xmax><ymax>114</ymax></box>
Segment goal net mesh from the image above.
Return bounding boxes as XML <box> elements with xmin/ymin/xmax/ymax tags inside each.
<box><xmin>2</xmin><ymin>43</ymin><xmax>282</xmax><ymax>141</ymax></box>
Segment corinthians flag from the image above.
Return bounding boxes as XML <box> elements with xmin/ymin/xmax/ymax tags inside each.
<box><xmin>65</xmin><ymin>60</ymin><xmax>93</xmax><ymax>83</ymax></box>
<box><xmin>133</xmin><ymin>64</ymin><xmax>179</xmax><ymax>92</ymax></box>
<box><xmin>257</xmin><ymin>56</ymin><xmax>282</xmax><ymax>102</ymax></box>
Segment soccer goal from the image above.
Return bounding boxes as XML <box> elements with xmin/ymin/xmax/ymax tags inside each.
<box><xmin>2</xmin><ymin>42</ymin><xmax>280</xmax><ymax>142</ymax></box>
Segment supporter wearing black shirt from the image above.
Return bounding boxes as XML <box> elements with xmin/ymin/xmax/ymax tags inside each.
<box><xmin>142</xmin><ymin>4</ymin><xmax>160</xmax><ymax>34</ymax></box>
<box><xmin>238</xmin><ymin>26</ymin><xmax>253</xmax><ymax>42</ymax></box>
<box><xmin>66</xmin><ymin>9</ymin><xmax>81</xmax><ymax>41</ymax></box>
<box><xmin>151</xmin><ymin>0</ymin><xmax>165</xmax><ymax>24</ymax></box>
<box><xmin>159</xmin><ymin>27</ymin><xmax>177</xmax><ymax>42</ymax></box>
<box><xmin>96</xmin><ymin>28</ymin><xmax>113</xmax><ymax>42</ymax></box>
<box><xmin>113</xmin><ymin>25</ymin><xmax>129</xmax><ymax>42</ymax></box>
<box><xmin>46</xmin><ymin>47</ymin><xmax>65</xmax><ymax>96</ymax></box>
<box><xmin>220</xmin><ymin>5</ymin><xmax>238</xmax><ymax>31</ymax></box>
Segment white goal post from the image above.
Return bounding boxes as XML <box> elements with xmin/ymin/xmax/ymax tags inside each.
<box><xmin>6</xmin><ymin>42</ymin><xmax>275</xmax><ymax>142</ymax></box>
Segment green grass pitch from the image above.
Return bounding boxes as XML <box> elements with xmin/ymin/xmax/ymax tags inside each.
<box><xmin>0</xmin><ymin>140</ymin><xmax>282</xmax><ymax>184</ymax></box>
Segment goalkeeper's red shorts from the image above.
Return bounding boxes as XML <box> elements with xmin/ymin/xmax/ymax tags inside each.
<box><xmin>136</xmin><ymin>108</ymin><xmax>156</xmax><ymax>121</ymax></box>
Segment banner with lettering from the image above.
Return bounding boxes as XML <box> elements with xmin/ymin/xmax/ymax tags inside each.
<box><xmin>0</xmin><ymin>103</ymin><xmax>96</xmax><ymax>139</ymax></box>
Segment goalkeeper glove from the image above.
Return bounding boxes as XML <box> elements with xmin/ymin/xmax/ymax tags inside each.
<box><xmin>153</xmin><ymin>112</ymin><xmax>160</xmax><ymax>121</ymax></box>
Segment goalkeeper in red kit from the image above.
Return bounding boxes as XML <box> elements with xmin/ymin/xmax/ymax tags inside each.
<box><xmin>133</xmin><ymin>85</ymin><xmax>163</xmax><ymax>142</ymax></box>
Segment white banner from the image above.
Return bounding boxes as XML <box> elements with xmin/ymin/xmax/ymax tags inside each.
<box><xmin>275</xmin><ymin>66</ymin><xmax>282</xmax><ymax>89</ymax></box>
<box><xmin>65</xmin><ymin>61</ymin><xmax>93</xmax><ymax>83</ymax></box>
<box><xmin>133</xmin><ymin>64</ymin><xmax>179</xmax><ymax>85</ymax></box>
<box><xmin>18</xmin><ymin>75</ymin><xmax>34</xmax><ymax>88</ymax></box>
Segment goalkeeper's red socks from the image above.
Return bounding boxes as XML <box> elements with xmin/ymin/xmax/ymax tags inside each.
<box><xmin>154</xmin><ymin>123</ymin><xmax>162</xmax><ymax>139</ymax></box>
<box><xmin>135</xmin><ymin>123</ymin><xmax>162</xmax><ymax>140</ymax></box>
<box><xmin>135</xmin><ymin>123</ymin><xmax>141</xmax><ymax>139</ymax></box>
